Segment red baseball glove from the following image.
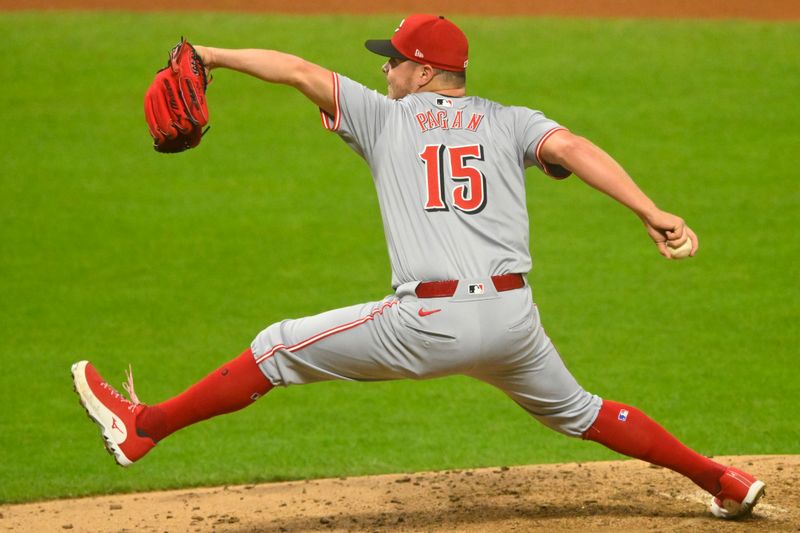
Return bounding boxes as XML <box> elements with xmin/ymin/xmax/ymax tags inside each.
<box><xmin>144</xmin><ymin>38</ymin><xmax>211</xmax><ymax>153</ymax></box>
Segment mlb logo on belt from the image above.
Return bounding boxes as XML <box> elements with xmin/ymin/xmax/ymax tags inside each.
<box><xmin>468</xmin><ymin>283</ymin><xmax>485</xmax><ymax>295</ymax></box>
<box><xmin>618</xmin><ymin>409</ymin><xmax>629</xmax><ymax>421</ymax></box>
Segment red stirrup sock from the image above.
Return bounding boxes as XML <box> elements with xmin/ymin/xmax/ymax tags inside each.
<box><xmin>137</xmin><ymin>348</ymin><xmax>273</xmax><ymax>442</ymax></box>
<box><xmin>583</xmin><ymin>400</ymin><xmax>726</xmax><ymax>495</ymax></box>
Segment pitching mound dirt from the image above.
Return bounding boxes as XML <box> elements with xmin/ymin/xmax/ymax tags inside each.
<box><xmin>1</xmin><ymin>455</ymin><xmax>797</xmax><ymax>532</ymax></box>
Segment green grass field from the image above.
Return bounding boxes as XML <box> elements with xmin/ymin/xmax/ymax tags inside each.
<box><xmin>1</xmin><ymin>12</ymin><xmax>798</xmax><ymax>503</ymax></box>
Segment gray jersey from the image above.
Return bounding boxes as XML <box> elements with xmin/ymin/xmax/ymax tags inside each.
<box><xmin>252</xmin><ymin>73</ymin><xmax>601</xmax><ymax>438</ymax></box>
<box><xmin>322</xmin><ymin>74</ymin><xmax>570</xmax><ymax>287</ymax></box>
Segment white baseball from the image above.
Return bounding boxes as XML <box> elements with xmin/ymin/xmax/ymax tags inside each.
<box><xmin>667</xmin><ymin>237</ymin><xmax>693</xmax><ymax>259</ymax></box>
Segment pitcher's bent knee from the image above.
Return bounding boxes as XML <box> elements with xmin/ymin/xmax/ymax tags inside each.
<box><xmin>523</xmin><ymin>390</ymin><xmax>603</xmax><ymax>437</ymax></box>
<box><xmin>250</xmin><ymin>321</ymin><xmax>290</xmax><ymax>387</ymax></box>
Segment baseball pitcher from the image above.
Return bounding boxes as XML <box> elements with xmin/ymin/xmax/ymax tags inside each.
<box><xmin>72</xmin><ymin>14</ymin><xmax>764</xmax><ymax>519</ymax></box>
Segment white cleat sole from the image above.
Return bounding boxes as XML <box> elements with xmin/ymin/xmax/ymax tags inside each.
<box><xmin>71</xmin><ymin>361</ymin><xmax>133</xmax><ymax>467</ymax></box>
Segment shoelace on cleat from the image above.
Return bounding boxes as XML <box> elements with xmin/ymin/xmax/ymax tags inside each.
<box><xmin>98</xmin><ymin>365</ymin><xmax>141</xmax><ymax>413</ymax></box>
<box><xmin>123</xmin><ymin>364</ymin><xmax>141</xmax><ymax>410</ymax></box>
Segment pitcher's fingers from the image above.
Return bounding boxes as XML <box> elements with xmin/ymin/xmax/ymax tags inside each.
<box><xmin>687</xmin><ymin>227</ymin><xmax>699</xmax><ymax>256</ymax></box>
<box><xmin>665</xmin><ymin>224</ymin><xmax>686</xmax><ymax>245</ymax></box>
<box><xmin>655</xmin><ymin>240</ymin><xmax>671</xmax><ymax>259</ymax></box>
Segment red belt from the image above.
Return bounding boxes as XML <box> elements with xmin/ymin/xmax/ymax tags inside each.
<box><xmin>415</xmin><ymin>273</ymin><xmax>525</xmax><ymax>298</ymax></box>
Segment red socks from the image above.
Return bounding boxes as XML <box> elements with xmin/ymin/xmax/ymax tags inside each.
<box><xmin>137</xmin><ymin>348</ymin><xmax>273</xmax><ymax>442</ymax></box>
<box><xmin>134</xmin><ymin>357</ymin><xmax>724</xmax><ymax>498</ymax></box>
<box><xmin>583</xmin><ymin>400</ymin><xmax>726</xmax><ymax>495</ymax></box>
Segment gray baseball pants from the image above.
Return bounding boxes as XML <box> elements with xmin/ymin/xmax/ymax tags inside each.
<box><xmin>252</xmin><ymin>278</ymin><xmax>601</xmax><ymax>436</ymax></box>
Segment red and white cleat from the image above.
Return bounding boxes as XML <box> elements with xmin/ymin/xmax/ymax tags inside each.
<box><xmin>709</xmin><ymin>466</ymin><xmax>766</xmax><ymax>519</ymax></box>
<box><xmin>71</xmin><ymin>360</ymin><xmax>156</xmax><ymax>466</ymax></box>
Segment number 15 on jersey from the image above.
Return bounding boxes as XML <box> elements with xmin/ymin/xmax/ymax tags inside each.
<box><xmin>420</xmin><ymin>144</ymin><xmax>487</xmax><ymax>214</ymax></box>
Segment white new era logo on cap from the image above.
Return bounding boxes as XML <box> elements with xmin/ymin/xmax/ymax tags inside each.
<box><xmin>415</xmin><ymin>49</ymin><xmax>424</xmax><ymax>58</ymax></box>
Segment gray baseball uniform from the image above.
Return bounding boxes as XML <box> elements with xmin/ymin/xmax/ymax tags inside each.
<box><xmin>252</xmin><ymin>74</ymin><xmax>601</xmax><ymax>436</ymax></box>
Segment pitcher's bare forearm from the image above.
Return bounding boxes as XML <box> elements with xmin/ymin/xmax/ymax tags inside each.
<box><xmin>540</xmin><ymin>130</ymin><xmax>659</xmax><ymax>221</ymax></box>
<box><xmin>195</xmin><ymin>46</ymin><xmax>335</xmax><ymax>116</ymax></box>
<box><xmin>540</xmin><ymin>129</ymin><xmax>697</xmax><ymax>256</ymax></box>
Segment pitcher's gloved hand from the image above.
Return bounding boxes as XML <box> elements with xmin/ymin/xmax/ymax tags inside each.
<box><xmin>144</xmin><ymin>38</ymin><xmax>211</xmax><ymax>153</ymax></box>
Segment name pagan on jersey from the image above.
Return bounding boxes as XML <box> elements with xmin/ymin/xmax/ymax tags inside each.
<box><xmin>415</xmin><ymin>109</ymin><xmax>485</xmax><ymax>133</ymax></box>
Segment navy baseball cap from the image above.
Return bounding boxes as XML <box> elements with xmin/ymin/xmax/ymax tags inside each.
<box><xmin>365</xmin><ymin>14</ymin><xmax>469</xmax><ymax>72</ymax></box>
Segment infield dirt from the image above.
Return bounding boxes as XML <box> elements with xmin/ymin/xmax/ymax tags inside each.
<box><xmin>1</xmin><ymin>1</ymin><xmax>797</xmax><ymax>531</ymax></box>
<box><xmin>1</xmin><ymin>455</ymin><xmax>797</xmax><ymax>532</ymax></box>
